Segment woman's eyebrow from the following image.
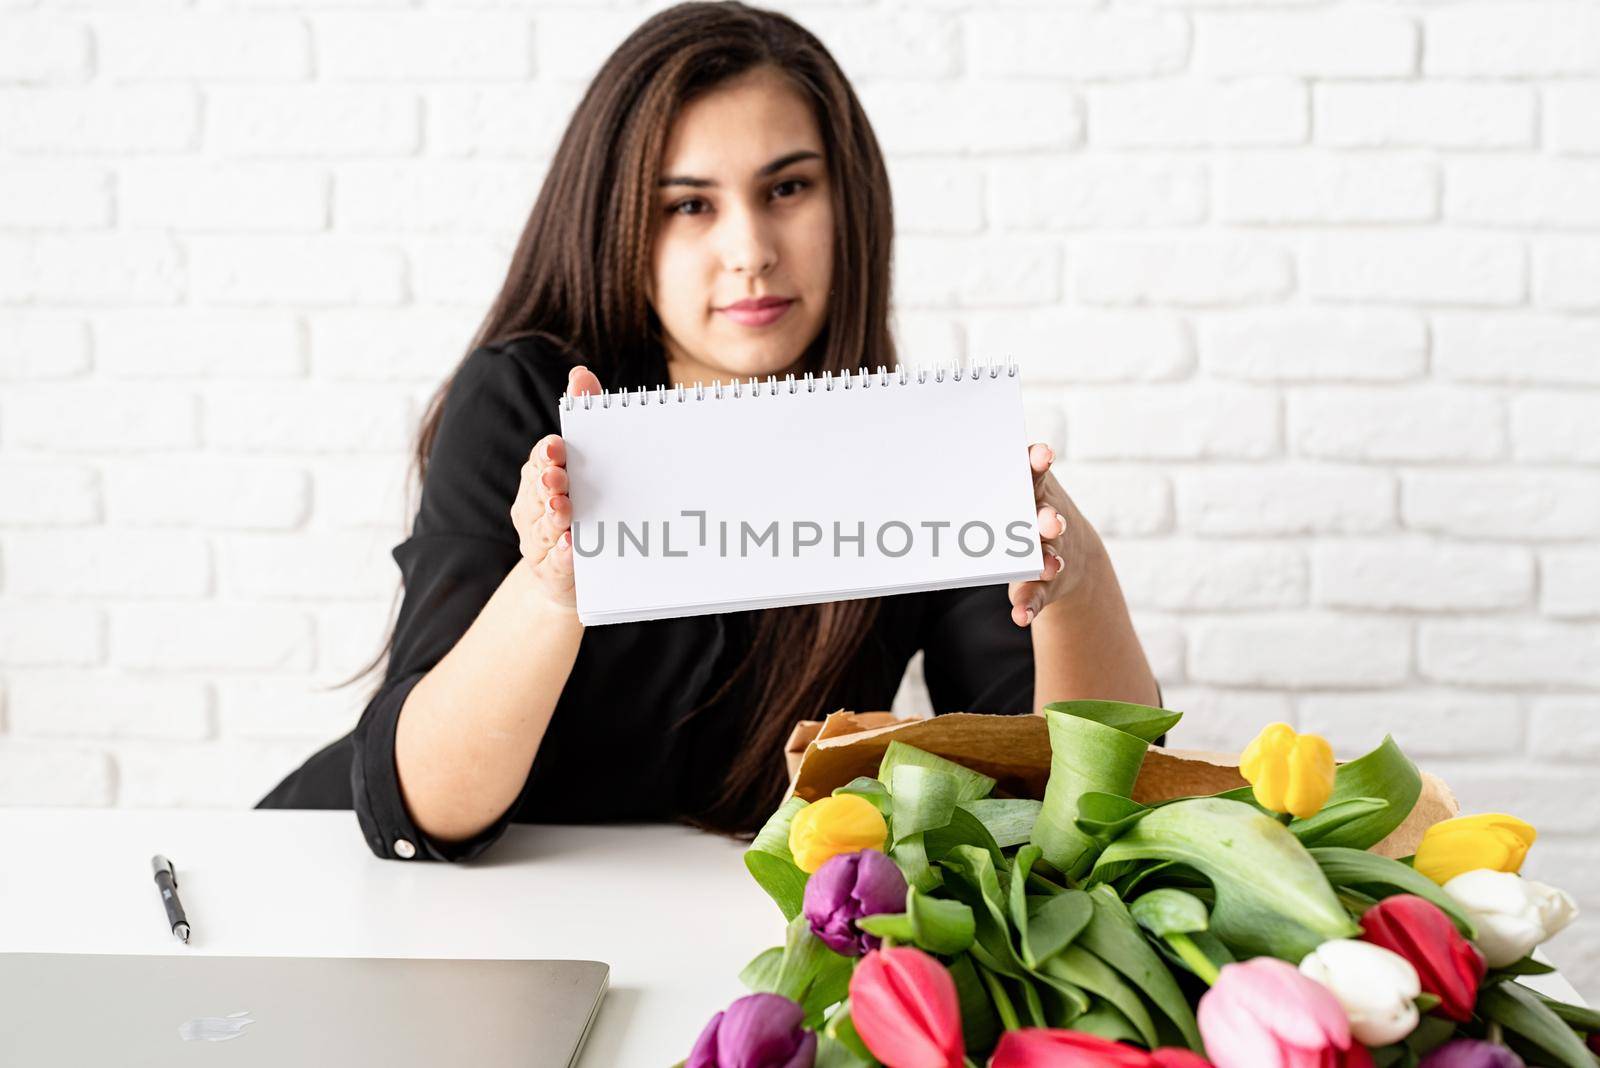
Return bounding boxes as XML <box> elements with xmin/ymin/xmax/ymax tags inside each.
<box><xmin>658</xmin><ymin>149</ymin><xmax>822</xmax><ymax>189</ymax></box>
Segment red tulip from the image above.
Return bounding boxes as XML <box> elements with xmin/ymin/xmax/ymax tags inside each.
<box><xmin>1149</xmin><ymin>1051</ymin><xmax>1217</xmax><ymax>1068</ymax></box>
<box><xmin>849</xmin><ymin>947</ymin><xmax>965</xmax><ymax>1068</ymax></box>
<box><xmin>1359</xmin><ymin>895</ymin><xmax>1486</xmax><ymax>1023</ymax></box>
<box><xmin>990</xmin><ymin>1029</ymin><xmax>1213</xmax><ymax>1067</ymax></box>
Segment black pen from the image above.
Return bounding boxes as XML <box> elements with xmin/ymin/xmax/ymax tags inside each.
<box><xmin>151</xmin><ymin>854</ymin><xmax>190</xmax><ymax>944</ymax></box>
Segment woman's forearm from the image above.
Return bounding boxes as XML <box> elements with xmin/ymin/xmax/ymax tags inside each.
<box><xmin>1030</xmin><ymin>534</ymin><xmax>1161</xmax><ymax>711</ymax></box>
<box><xmin>392</xmin><ymin>559</ymin><xmax>585</xmax><ymax>843</ymax></box>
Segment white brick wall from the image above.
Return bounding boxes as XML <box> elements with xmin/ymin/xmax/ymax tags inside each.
<box><xmin>1</xmin><ymin>0</ymin><xmax>1597</xmax><ymax>996</ymax></box>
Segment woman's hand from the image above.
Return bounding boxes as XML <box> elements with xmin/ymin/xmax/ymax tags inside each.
<box><xmin>511</xmin><ymin>364</ymin><xmax>603</xmax><ymax>612</ymax></box>
<box><xmin>1008</xmin><ymin>441</ymin><xmax>1098</xmax><ymax>628</ymax></box>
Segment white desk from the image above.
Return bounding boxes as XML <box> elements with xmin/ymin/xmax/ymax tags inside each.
<box><xmin>0</xmin><ymin>808</ymin><xmax>1584</xmax><ymax>1067</ymax></box>
<box><xmin>0</xmin><ymin>809</ymin><xmax>781</xmax><ymax>1067</ymax></box>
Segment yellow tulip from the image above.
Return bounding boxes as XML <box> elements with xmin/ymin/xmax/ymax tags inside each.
<box><xmin>1414</xmin><ymin>813</ymin><xmax>1536</xmax><ymax>886</ymax></box>
<box><xmin>788</xmin><ymin>794</ymin><xmax>888</xmax><ymax>874</ymax></box>
<box><xmin>1238</xmin><ymin>722</ymin><xmax>1336</xmax><ymax>820</ymax></box>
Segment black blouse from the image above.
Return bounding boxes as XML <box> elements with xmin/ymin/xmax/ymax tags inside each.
<box><xmin>255</xmin><ymin>336</ymin><xmax>1159</xmax><ymax>863</ymax></box>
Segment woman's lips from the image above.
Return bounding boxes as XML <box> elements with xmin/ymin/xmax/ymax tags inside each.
<box><xmin>719</xmin><ymin>299</ymin><xmax>794</xmax><ymax>327</ymax></box>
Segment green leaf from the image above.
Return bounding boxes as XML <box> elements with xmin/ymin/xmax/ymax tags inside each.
<box><xmin>1308</xmin><ymin>847</ymin><xmax>1477</xmax><ymax>941</ymax></box>
<box><xmin>1070</xmin><ymin>1000</ymin><xmax>1145</xmax><ymax>1045</ymax></box>
<box><xmin>1034</xmin><ymin>976</ymin><xmax>1091</xmax><ymax>1028</ymax></box>
<box><xmin>745</xmin><ymin>795</ymin><xmax>810</xmax><ymax>921</ymax></box>
<box><xmin>948</xmin><ymin>954</ymin><xmax>1001</xmax><ymax>1055</ymax></box>
<box><xmin>1030</xmin><ymin>702</ymin><xmax>1177</xmax><ymax>881</ymax></box>
<box><xmin>959</xmin><ymin>799</ymin><xmax>1042</xmax><ymax>848</ymax></box>
<box><xmin>859</xmin><ymin>893</ymin><xmax>977</xmax><ymax>956</ymax></box>
<box><xmin>856</xmin><ymin>912</ymin><xmax>915</xmax><ymax>943</ymax></box>
<box><xmin>1129</xmin><ymin>888</ymin><xmax>1209</xmax><ymax>938</ymax></box>
<box><xmin>1489</xmin><ymin>955</ymin><xmax>1557</xmax><ymax>978</ymax></box>
<box><xmin>909</xmin><ymin>887</ymin><xmax>977</xmax><ymax>955</ymax></box>
<box><xmin>1042</xmin><ymin>699</ymin><xmax>1184</xmax><ymax>743</ymax></box>
<box><xmin>1009</xmin><ymin>845</ymin><xmax>1091</xmax><ymax>968</ymax></box>
<box><xmin>1075</xmin><ymin>791</ymin><xmax>1152</xmax><ymax>851</ymax></box>
<box><xmin>814</xmin><ymin>1031</ymin><xmax>877</xmax><ymax>1068</ymax></box>
<box><xmin>1091</xmin><ymin>797</ymin><xmax>1360</xmax><ymax>961</ymax></box>
<box><xmin>774</xmin><ymin>913</ymin><xmax>847</xmax><ymax>1005</ymax></box>
<box><xmin>1368</xmin><ymin>1045</ymin><xmax>1407</xmax><ymax>1068</ymax></box>
<box><xmin>941</xmin><ymin>844</ymin><xmax>1028</xmax><ymax>979</ymax></box>
<box><xmin>1479</xmin><ymin>980</ymin><xmax>1598</xmax><ymax>1068</ymax></box>
<box><xmin>1314</xmin><ymin>736</ymin><xmax>1423</xmax><ymax>851</ymax></box>
<box><xmin>890</xmin><ymin>834</ymin><xmax>943</xmax><ymax>894</ymax></box>
<box><xmin>1024</xmin><ymin>893</ymin><xmax>1094</xmax><ymax>970</ymax></box>
<box><xmin>822</xmin><ymin>1006</ymin><xmax>880</xmax><ymax>1068</ymax></box>
<box><xmin>1290</xmin><ymin>797</ymin><xmax>1389</xmax><ymax>848</ymax></box>
<box><xmin>833</xmin><ymin>776</ymin><xmax>893</xmax><ymax>818</ymax></box>
<box><xmin>1532</xmin><ymin>988</ymin><xmax>1600</xmax><ymax>1032</ymax></box>
<box><xmin>802</xmin><ymin>961</ymin><xmax>853</xmax><ymax>1028</ymax></box>
<box><xmin>890</xmin><ymin>765</ymin><xmax>966</xmax><ymax>844</ymax></box>
<box><xmin>1402</xmin><ymin>1014</ymin><xmax>1455</xmax><ymax>1056</ymax></box>
<box><xmin>1113</xmin><ymin>859</ymin><xmax>1183</xmax><ymax>900</ymax></box>
<box><xmin>974</xmin><ymin>956</ymin><xmax>1022</xmax><ymax>1032</ymax></box>
<box><xmin>738</xmin><ymin>945</ymin><xmax>784</xmax><ymax>993</ymax></box>
<box><xmin>878</xmin><ymin>741</ymin><xmax>995</xmax><ymax>802</ymax></box>
<box><xmin>924</xmin><ymin>803</ymin><xmax>1006</xmax><ymax>870</ymax></box>
<box><xmin>1017</xmin><ymin>975</ymin><xmax>1047</xmax><ymax>1028</ymax></box>
<box><xmin>1081</xmin><ymin>884</ymin><xmax>1204</xmax><ymax>1052</ymax></box>
<box><xmin>1043</xmin><ymin>945</ymin><xmax>1160</xmax><ymax>1048</ymax></box>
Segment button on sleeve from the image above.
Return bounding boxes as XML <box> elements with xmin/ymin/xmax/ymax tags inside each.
<box><xmin>350</xmin><ymin>660</ymin><xmax>536</xmax><ymax>864</ymax></box>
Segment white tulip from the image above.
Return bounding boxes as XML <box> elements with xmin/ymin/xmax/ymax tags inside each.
<box><xmin>1298</xmin><ymin>938</ymin><xmax>1422</xmax><ymax>1046</ymax></box>
<box><xmin>1442</xmin><ymin>869</ymin><xmax>1580</xmax><ymax>968</ymax></box>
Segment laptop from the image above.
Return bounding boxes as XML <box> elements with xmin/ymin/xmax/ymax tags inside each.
<box><xmin>0</xmin><ymin>952</ymin><xmax>608</xmax><ymax>1066</ymax></box>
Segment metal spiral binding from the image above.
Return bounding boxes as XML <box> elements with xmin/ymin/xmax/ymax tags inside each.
<box><xmin>560</xmin><ymin>358</ymin><xmax>1017</xmax><ymax>411</ymax></box>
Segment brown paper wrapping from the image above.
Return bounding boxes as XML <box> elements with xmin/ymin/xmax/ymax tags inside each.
<box><xmin>783</xmin><ymin>711</ymin><xmax>1459</xmax><ymax>860</ymax></box>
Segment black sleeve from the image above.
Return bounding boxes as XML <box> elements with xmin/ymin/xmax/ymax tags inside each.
<box><xmin>350</xmin><ymin>342</ymin><xmax>562</xmax><ymax>863</ymax></box>
<box><xmin>919</xmin><ymin>583</ymin><xmax>1036</xmax><ymax>716</ymax></box>
<box><xmin>918</xmin><ymin>583</ymin><xmax>1165</xmax><ymax>719</ymax></box>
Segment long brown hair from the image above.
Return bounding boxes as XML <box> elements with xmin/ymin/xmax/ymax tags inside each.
<box><xmin>335</xmin><ymin>1</ymin><xmax>897</xmax><ymax>838</ymax></box>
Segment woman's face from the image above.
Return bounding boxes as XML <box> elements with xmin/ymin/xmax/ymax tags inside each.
<box><xmin>648</xmin><ymin>66</ymin><xmax>834</xmax><ymax>387</ymax></box>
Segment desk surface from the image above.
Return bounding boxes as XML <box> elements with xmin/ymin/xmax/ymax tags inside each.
<box><xmin>0</xmin><ymin>808</ymin><xmax>1584</xmax><ymax>1067</ymax></box>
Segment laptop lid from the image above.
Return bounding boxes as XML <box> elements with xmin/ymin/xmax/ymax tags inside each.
<box><xmin>0</xmin><ymin>952</ymin><xmax>608</xmax><ymax>1067</ymax></box>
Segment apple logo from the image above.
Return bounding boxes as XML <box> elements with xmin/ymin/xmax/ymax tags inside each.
<box><xmin>178</xmin><ymin>1010</ymin><xmax>256</xmax><ymax>1043</ymax></box>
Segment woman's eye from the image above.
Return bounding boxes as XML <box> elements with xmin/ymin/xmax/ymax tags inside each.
<box><xmin>665</xmin><ymin>179</ymin><xmax>806</xmax><ymax>217</ymax></box>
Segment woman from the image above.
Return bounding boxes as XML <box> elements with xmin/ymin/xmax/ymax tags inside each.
<box><xmin>257</xmin><ymin>0</ymin><xmax>1162</xmax><ymax>862</ymax></box>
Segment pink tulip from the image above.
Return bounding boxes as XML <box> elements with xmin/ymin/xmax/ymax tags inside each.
<box><xmin>990</xmin><ymin>1028</ymin><xmax>1213</xmax><ymax>1067</ymax></box>
<box><xmin>1198</xmin><ymin>957</ymin><xmax>1374</xmax><ymax>1068</ymax></box>
<box><xmin>848</xmin><ymin>946</ymin><xmax>965</xmax><ymax>1068</ymax></box>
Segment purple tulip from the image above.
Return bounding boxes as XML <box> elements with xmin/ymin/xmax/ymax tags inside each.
<box><xmin>686</xmin><ymin>993</ymin><xmax>816</xmax><ymax>1068</ymax></box>
<box><xmin>1420</xmin><ymin>1040</ymin><xmax>1526</xmax><ymax>1068</ymax></box>
<box><xmin>802</xmin><ymin>847</ymin><xmax>908</xmax><ymax>957</ymax></box>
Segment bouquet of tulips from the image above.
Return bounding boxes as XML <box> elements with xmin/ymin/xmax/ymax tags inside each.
<box><xmin>679</xmin><ymin>701</ymin><xmax>1599</xmax><ymax>1068</ymax></box>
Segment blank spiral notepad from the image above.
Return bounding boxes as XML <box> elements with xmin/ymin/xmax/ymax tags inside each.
<box><xmin>557</xmin><ymin>361</ymin><xmax>1041</xmax><ymax>627</ymax></box>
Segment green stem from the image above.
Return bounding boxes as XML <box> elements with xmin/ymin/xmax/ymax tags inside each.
<box><xmin>1487</xmin><ymin>1021</ymin><xmax>1503</xmax><ymax>1045</ymax></box>
<box><xmin>977</xmin><ymin>966</ymin><xmax>1021</xmax><ymax>1032</ymax></box>
<box><xmin>1167</xmin><ymin>933</ymin><xmax>1220</xmax><ymax>986</ymax></box>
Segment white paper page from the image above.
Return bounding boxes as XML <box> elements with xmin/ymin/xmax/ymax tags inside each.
<box><xmin>558</xmin><ymin>364</ymin><xmax>1040</xmax><ymax>626</ymax></box>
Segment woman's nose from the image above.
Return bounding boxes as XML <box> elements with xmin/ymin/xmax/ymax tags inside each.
<box><xmin>718</xmin><ymin>207</ymin><xmax>777</xmax><ymax>276</ymax></box>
